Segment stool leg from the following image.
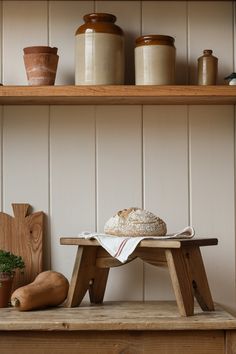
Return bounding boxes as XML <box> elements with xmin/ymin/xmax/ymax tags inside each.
<box><xmin>65</xmin><ymin>246</ymin><xmax>98</xmax><ymax>307</ymax></box>
<box><xmin>184</xmin><ymin>246</ymin><xmax>214</xmax><ymax>311</ymax></box>
<box><xmin>89</xmin><ymin>268</ymin><xmax>110</xmax><ymax>304</ymax></box>
<box><xmin>166</xmin><ymin>248</ymin><xmax>194</xmax><ymax>316</ymax></box>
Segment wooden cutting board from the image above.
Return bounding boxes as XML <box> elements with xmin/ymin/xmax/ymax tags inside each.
<box><xmin>0</xmin><ymin>203</ymin><xmax>44</xmax><ymax>290</ymax></box>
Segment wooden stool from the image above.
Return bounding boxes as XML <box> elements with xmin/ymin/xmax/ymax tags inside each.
<box><xmin>60</xmin><ymin>237</ymin><xmax>218</xmax><ymax>316</ymax></box>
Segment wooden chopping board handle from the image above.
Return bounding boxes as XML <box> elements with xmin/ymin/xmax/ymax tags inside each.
<box><xmin>12</xmin><ymin>204</ymin><xmax>30</xmax><ymax>219</ymax></box>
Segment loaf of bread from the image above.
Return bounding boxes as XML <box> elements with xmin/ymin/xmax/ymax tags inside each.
<box><xmin>104</xmin><ymin>207</ymin><xmax>167</xmax><ymax>237</ymax></box>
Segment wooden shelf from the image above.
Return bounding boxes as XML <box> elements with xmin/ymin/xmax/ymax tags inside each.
<box><xmin>0</xmin><ymin>85</ymin><xmax>235</xmax><ymax>105</ymax></box>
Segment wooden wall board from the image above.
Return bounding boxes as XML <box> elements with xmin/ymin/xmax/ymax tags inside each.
<box><xmin>188</xmin><ymin>1</ymin><xmax>233</xmax><ymax>84</ymax></box>
<box><xmin>189</xmin><ymin>105</ymin><xmax>235</xmax><ymax>309</ymax></box>
<box><xmin>142</xmin><ymin>105</ymin><xmax>189</xmax><ymax>310</ymax></box>
<box><xmin>3</xmin><ymin>0</ymin><xmax>48</xmax><ymax>85</ymax></box>
<box><xmin>50</xmin><ymin>106</ymin><xmax>96</xmax><ymax>278</ymax></box>
<box><xmin>142</xmin><ymin>0</ymin><xmax>188</xmax><ymax>84</ymax></box>
<box><xmin>49</xmin><ymin>1</ymin><xmax>94</xmax><ymax>85</ymax></box>
<box><xmin>96</xmin><ymin>0</ymin><xmax>141</xmax><ymax>84</ymax></box>
<box><xmin>2</xmin><ymin>106</ymin><xmax>49</xmax><ymax>267</ymax></box>
<box><xmin>96</xmin><ymin>105</ymin><xmax>143</xmax><ymax>300</ymax></box>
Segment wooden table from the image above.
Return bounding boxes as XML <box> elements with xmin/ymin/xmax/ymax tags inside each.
<box><xmin>0</xmin><ymin>301</ymin><xmax>235</xmax><ymax>354</ymax></box>
<box><xmin>60</xmin><ymin>237</ymin><xmax>218</xmax><ymax>316</ymax></box>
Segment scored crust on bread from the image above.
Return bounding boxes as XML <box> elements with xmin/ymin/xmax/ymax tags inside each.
<box><xmin>104</xmin><ymin>207</ymin><xmax>167</xmax><ymax>237</ymax></box>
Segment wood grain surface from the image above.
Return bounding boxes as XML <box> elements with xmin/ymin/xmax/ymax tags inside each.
<box><xmin>0</xmin><ymin>85</ymin><xmax>235</xmax><ymax>105</ymax></box>
<box><xmin>0</xmin><ymin>330</ymin><xmax>225</xmax><ymax>354</ymax></box>
<box><xmin>0</xmin><ymin>301</ymin><xmax>234</xmax><ymax>354</ymax></box>
<box><xmin>0</xmin><ymin>204</ymin><xmax>44</xmax><ymax>289</ymax></box>
<box><xmin>60</xmin><ymin>237</ymin><xmax>218</xmax><ymax>248</ymax></box>
<box><xmin>0</xmin><ymin>301</ymin><xmax>235</xmax><ymax>331</ymax></box>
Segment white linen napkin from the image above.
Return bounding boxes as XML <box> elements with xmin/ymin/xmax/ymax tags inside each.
<box><xmin>78</xmin><ymin>226</ymin><xmax>195</xmax><ymax>263</ymax></box>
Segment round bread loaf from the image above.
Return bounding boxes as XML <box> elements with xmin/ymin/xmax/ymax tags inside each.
<box><xmin>104</xmin><ymin>207</ymin><xmax>167</xmax><ymax>237</ymax></box>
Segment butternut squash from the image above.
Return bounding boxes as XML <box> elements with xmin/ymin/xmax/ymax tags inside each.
<box><xmin>11</xmin><ymin>270</ymin><xmax>69</xmax><ymax>311</ymax></box>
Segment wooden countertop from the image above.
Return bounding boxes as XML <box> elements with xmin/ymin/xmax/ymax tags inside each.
<box><xmin>0</xmin><ymin>301</ymin><xmax>235</xmax><ymax>331</ymax></box>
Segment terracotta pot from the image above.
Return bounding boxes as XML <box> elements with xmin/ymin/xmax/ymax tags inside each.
<box><xmin>0</xmin><ymin>273</ymin><xmax>13</xmax><ymax>308</ymax></box>
<box><xmin>23</xmin><ymin>46</ymin><xmax>59</xmax><ymax>85</ymax></box>
<box><xmin>23</xmin><ymin>46</ymin><xmax>58</xmax><ymax>55</ymax></box>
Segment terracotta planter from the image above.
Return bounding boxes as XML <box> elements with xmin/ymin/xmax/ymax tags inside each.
<box><xmin>0</xmin><ymin>273</ymin><xmax>13</xmax><ymax>308</ymax></box>
<box><xmin>23</xmin><ymin>46</ymin><xmax>59</xmax><ymax>85</ymax></box>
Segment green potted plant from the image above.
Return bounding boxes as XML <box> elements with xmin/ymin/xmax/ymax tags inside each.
<box><xmin>0</xmin><ymin>250</ymin><xmax>25</xmax><ymax>308</ymax></box>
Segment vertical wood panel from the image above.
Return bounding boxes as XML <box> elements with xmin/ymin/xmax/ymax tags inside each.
<box><xmin>0</xmin><ymin>108</ymin><xmax>2</xmax><ymax>211</ymax></box>
<box><xmin>189</xmin><ymin>106</ymin><xmax>235</xmax><ymax>310</ymax></box>
<box><xmin>3</xmin><ymin>0</ymin><xmax>48</xmax><ymax>84</ymax></box>
<box><xmin>3</xmin><ymin>106</ymin><xmax>49</xmax><ymax>264</ymax></box>
<box><xmin>50</xmin><ymin>106</ymin><xmax>96</xmax><ymax>279</ymax></box>
<box><xmin>49</xmin><ymin>1</ymin><xmax>94</xmax><ymax>85</ymax></box>
<box><xmin>234</xmin><ymin>0</ymin><xmax>236</xmax><ymax>72</ymax></box>
<box><xmin>96</xmin><ymin>1</ymin><xmax>141</xmax><ymax>84</ymax></box>
<box><xmin>188</xmin><ymin>1</ymin><xmax>233</xmax><ymax>84</ymax></box>
<box><xmin>189</xmin><ymin>1</ymin><xmax>235</xmax><ymax>312</ymax></box>
<box><xmin>0</xmin><ymin>1</ymin><xmax>2</xmax><ymax>84</ymax></box>
<box><xmin>142</xmin><ymin>1</ymin><xmax>188</xmax><ymax>84</ymax></box>
<box><xmin>96</xmin><ymin>106</ymin><xmax>143</xmax><ymax>300</ymax></box>
<box><xmin>143</xmin><ymin>106</ymin><xmax>189</xmax><ymax>300</ymax></box>
<box><xmin>142</xmin><ymin>1</ymin><xmax>189</xmax><ymax>300</ymax></box>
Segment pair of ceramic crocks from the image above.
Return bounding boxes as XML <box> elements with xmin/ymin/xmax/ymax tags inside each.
<box><xmin>75</xmin><ymin>12</ymin><xmax>176</xmax><ymax>85</ymax></box>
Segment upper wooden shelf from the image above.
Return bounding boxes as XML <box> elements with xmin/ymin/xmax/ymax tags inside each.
<box><xmin>0</xmin><ymin>85</ymin><xmax>235</xmax><ymax>105</ymax></box>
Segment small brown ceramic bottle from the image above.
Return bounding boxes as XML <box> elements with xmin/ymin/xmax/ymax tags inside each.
<box><xmin>75</xmin><ymin>13</ymin><xmax>124</xmax><ymax>85</ymax></box>
<box><xmin>197</xmin><ymin>49</ymin><xmax>218</xmax><ymax>85</ymax></box>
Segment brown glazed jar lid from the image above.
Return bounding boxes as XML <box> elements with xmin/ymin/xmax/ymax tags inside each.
<box><xmin>75</xmin><ymin>13</ymin><xmax>123</xmax><ymax>36</ymax></box>
<box><xmin>135</xmin><ymin>35</ymin><xmax>175</xmax><ymax>47</ymax></box>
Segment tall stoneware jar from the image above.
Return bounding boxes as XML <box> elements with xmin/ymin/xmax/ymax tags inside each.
<box><xmin>75</xmin><ymin>13</ymin><xmax>124</xmax><ymax>85</ymax></box>
<box><xmin>135</xmin><ymin>35</ymin><xmax>176</xmax><ymax>85</ymax></box>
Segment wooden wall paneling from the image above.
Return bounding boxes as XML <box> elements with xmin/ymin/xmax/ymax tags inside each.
<box><xmin>96</xmin><ymin>106</ymin><xmax>143</xmax><ymax>300</ymax></box>
<box><xmin>95</xmin><ymin>1</ymin><xmax>141</xmax><ymax>84</ymax></box>
<box><xmin>3</xmin><ymin>0</ymin><xmax>48</xmax><ymax>84</ymax></box>
<box><xmin>234</xmin><ymin>0</ymin><xmax>236</xmax><ymax>72</ymax></box>
<box><xmin>50</xmin><ymin>106</ymin><xmax>96</xmax><ymax>279</ymax></box>
<box><xmin>2</xmin><ymin>106</ymin><xmax>49</xmax><ymax>266</ymax></box>
<box><xmin>142</xmin><ymin>1</ymin><xmax>188</xmax><ymax>84</ymax></box>
<box><xmin>141</xmin><ymin>1</ymin><xmax>189</xmax><ymax>300</ymax></box>
<box><xmin>0</xmin><ymin>108</ymin><xmax>2</xmax><ymax>211</ymax></box>
<box><xmin>189</xmin><ymin>106</ymin><xmax>235</xmax><ymax>311</ymax></box>
<box><xmin>0</xmin><ymin>1</ymin><xmax>2</xmax><ymax>84</ymax></box>
<box><xmin>49</xmin><ymin>1</ymin><xmax>94</xmax><ymax>85</ymax></box>
<box><xmin>188</xmin><ymin>1</ymin><xmax>233</xmax><ymax>84</ymax></box>
<box><xmin>143</xmin><ymin>106</ymin><xmax>189</xmax><ymax>300</ymax></box>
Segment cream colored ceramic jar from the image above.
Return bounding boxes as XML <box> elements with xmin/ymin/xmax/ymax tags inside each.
<box><xmin>75</xmin><ymin>13</ymin><xmax>124</xmax><ymax>85</ymax></box>
<box><xmin>135</xmin><ymin>35</ymin><xmax>176</xmax><ymax>85</ymax></box>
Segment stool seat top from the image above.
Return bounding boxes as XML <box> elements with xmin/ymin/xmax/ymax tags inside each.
<box><xmin>60</xmin><ymin>237</ymin><xmax>218</xmax><ymax>249</ymax></box>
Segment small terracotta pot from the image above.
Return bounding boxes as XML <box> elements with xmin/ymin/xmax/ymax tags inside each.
<box><xmin>23</xmin><ymin>46</ymin><xmax>58</xmax><ymax>55</ymax></box>
<box><xmin>23</xmin><ymin>46</ymin><xmax>59</xmax><ymax>85</ymax></box>
<box><xmin>0</xmin><ymin>273</ymin><xmax>13</xmax><ymax>308</ymax></box>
